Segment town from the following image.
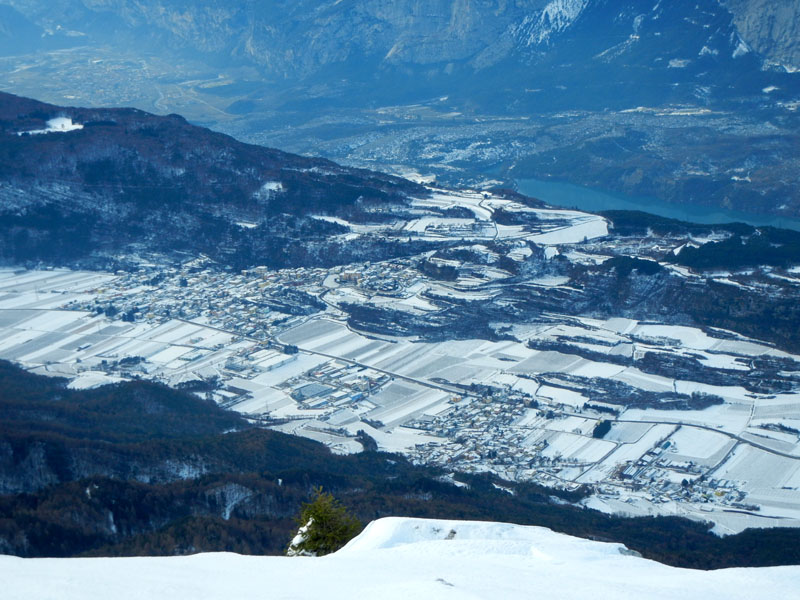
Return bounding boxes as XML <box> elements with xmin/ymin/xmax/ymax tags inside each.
<box><xmin>1</xmin><ymin>187</ymin><xmax>799</xmax><ymax>535</ymax></box>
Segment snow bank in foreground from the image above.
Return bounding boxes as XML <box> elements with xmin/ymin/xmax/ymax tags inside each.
<box><xmin>3</xmin><ymin>517</ymin><xmax>799</xmax><ymax>599</ymax></box>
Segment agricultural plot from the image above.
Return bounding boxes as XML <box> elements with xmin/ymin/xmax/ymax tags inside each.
<box><xmin>662</xmin><ymin>427</ymin><xmax>734</xmax><ymax>467</ymax></box>
<box><xmin>1</xmin><ymin>183</ymin><xmax>799</xmax><ymax>533</ymax></box>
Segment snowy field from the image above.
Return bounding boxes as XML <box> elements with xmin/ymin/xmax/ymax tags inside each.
<box><xmin>318</xmin><ymin>187</ymin><xmax>610</xmax><ymax>246</ymax></box>
<box><xmin>272</xmin><ymin>316</ymin><xmax>800</xmax><ymax>532</ymax></box>
<box><xmin>3</xmin><ymin>517</ymin><xmax>799</xmax><ymax>600</ymax></box>
<box><xmin>1</xmin><ymin>253</ymin><xmax>800</xmax><ymax>533</ymax></box>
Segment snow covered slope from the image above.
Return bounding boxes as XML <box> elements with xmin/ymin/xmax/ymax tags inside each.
<box><xmin>3</xmin><ymin>517</ymin><xmax>799</xmax><ymax>599</ymax></box>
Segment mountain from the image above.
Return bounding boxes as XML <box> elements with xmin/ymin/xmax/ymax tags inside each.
<box><xmin>3</xmin><ymin>517</ymin><xmax>800</xmax><ymax>600</ymax></box>
<box><xmin>722</xmin><ymin>0</ymin><xmax>800</xmax><ymax>70</ymax></box>
<box><xmin>2</xmin><ymin>91</ymin><xmax>799</xmax><ymax>354</ymax></box>
<box><xmin>4</xmin><ymin>0</ymin><xmax>797</xmax><ymax>110</ymax></box>
<box><xmin>0</xmin><ymin>91</ymin><xmax>425</xmax><ymax>269</ymax></box>
<box><xmin>1</xmin><ymin>2</ymin><xmax>798</xmax><ymax>218</ymax></box>
<box><xmin>0</xmin><ymin>4</ymin><xmax>41</xmax><ymax>55</ymax></box>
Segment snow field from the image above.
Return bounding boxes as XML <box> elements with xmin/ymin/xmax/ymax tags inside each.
<box><xmin>540</xmin><ymin>430</ymin><xmax>616</xmax><ymax>463</ymax></box>
<box><xmin>2</xmin><ymin>266</ymin><xmax>799</xmax><ymax>531</ymax></box>
<box><xmin>529</xmin><ymin>215</ymin><xmax>608</xmax><ymax>245</ymax></box>
<box><xmin>663</xmin><ymin>427</ymin><xmax>732</xmax><ymax>462</ymax></box>
<box><xmin>4</xmin><ymin>517</ymin><xmax>799</xmax><ymax>600</ymax></box>
<box><xmin>714</xmin><ymin>445</ymin><xmax>800</xmax><ymax>489</ymax></box>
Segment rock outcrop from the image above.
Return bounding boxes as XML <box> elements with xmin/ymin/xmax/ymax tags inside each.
<box><xmin>722</xmin><ymin>0</ymin><xmax>800</xmax><ymax>70</ymax></box>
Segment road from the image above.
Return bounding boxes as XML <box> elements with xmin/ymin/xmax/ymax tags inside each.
<box><xmin>560</xmin><ymin>411</ymin><xmax>800</xmax><ymax>461</ymax></box>
<box><xmin>178</xmin><ymin>316</ymin><xmax>467</xmax><ymax>397</ymax></box>
<box><xmin>178</xmin><ymin>314</ymin><xmax>800</xmax><ymax>464</ymax></box>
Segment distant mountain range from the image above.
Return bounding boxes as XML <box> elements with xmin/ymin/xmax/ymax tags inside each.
<box><xmin>2</xmin><ymin>0</ymin><xmax>798</xmax><ymax>111</ymax></box>
<box><xmin>1</xmin><ymin>1</ymin><xmax>798</xmax><ymax>218</ymax></box>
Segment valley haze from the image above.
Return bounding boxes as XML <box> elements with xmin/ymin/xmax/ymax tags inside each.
<box><xmin>0</xmin><ymin>0</ymin><xmax>799</xmax><ymax>216</ymax></box>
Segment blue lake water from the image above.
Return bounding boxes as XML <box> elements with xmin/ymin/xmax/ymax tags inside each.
<box><xmin>516</xmin><ymin>178</ymin><xmax>800</xmax><ymax>232</ymax></box>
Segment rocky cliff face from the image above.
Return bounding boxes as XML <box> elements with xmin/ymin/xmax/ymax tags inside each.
<box><xmin>4</xmin><ymin>0</ymin><xmax>791</xmax><ymax>103</ymax></box>
<box><xmin>722</xmin><ymin>0</ymin><xmax>800</xmax><ymax>70</ymax></box>
<box><xmin>10</xmin><ymin>0</ymin><xmax>791</xmax><ymax>65</ymax></box>
<box><xmin>2</xmin><ymin>1</ymin><xmax>565</xmax><ymax>80</ymax></box>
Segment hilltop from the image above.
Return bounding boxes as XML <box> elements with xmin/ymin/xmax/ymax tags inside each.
<box><xmin>3</xmin><ymin>517</ymin><xmax>800</xmax><ymax>600</ymax></box>
<box><xmin>0</xmin><ymin>91</ymin><xmax>423</xmax><ymax>269</ymax></box>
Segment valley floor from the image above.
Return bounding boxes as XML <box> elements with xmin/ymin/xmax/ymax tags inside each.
<box><xmin>2</xmin><ymin>189</ymin><xmax>799</xmax><ymax>533</ymax></box>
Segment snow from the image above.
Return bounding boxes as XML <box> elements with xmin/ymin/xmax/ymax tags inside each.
<box><xmin>507</xmin><ymin>245</ymin><xmax>533</xmax><ymax>261</ymax></box>
<box><xmin>17</xmin><ymin>117</ymin><xmax>83</xmax><ymax>135</ymax></box>
<box><xmin>535</xmin><ymin>385</ymin><xmax>587</xmax><ymax>408</ymax></box>
<box><xmin>613</xmin><ymin>367</ymin><xmax>674</xmax><ymax>392</ymax></box>
<box><xmin>529</xmin><ymin>275</ymin><xmax>570</xmax><ymax>286</ymax></box>
<box><xmin>286</xmin><ymin>518</ymin><xmax>314</xmax><ymax>556</ymax></box>
<box><xmin>67</xmin><ymin>371</ymin><xmax>126</xmax><ymax>389</ymax></box>
<box><xmin>732</xmin><ymin>37</ymin><xmax>751</xmax><ymax>59</ymax></box>
<box><xmin>530</xmin><ymin>215</ymin><xmax>607</xmax><ymax>245</ymax></box>
<box><xmin>713</xmin><ymin>445</ymin><xmax>800</xmax><ymax>489</ymax></box>
<box><xmin>396</xmin><ymin>294</ymin><xmax>438</xmax><ymax>312</ymax></box>
<box><xmin>3</xmin><ymin>517</ymin><xmax>799</xmax><ymax>600</ymax></box>
<box><xmin>518</xmin><ymin>0</ymin><xmax>589</xmax><ymax>46</ymax></box>
<box><xmin>313</xmin><ymin>189</ymin><xmax>605</xmax><ymax>247</ymax></box>
<box><xmin>664</xmin><ymin>427</ymin><xmax>731</xmax><ymax>463</ymax></box>
<box><xmin>254</xmin><ymin>181</ymin><xmax>283</xmax><ymax>198</ymax></box>
<box><xmin>343</xmin><ymin>422</ymin><xmax>442</xmax><ymax>453</ymax></box>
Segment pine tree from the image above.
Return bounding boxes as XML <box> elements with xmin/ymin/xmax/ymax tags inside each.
<box><xmin>286</xmin><ymin>487</ymin><xmax>362</xmax><ymax>557</ymax></box>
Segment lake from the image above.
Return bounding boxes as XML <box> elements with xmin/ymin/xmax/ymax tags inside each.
<box><xmin>516</xmin><ymin>178</ymin><xmax>800</xmax><ymax>232</ymax></box>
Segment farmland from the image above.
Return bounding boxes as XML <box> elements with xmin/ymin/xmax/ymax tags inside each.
<box><xmin>1</xmin><ymin>186</ymin><xmax>799</xmax><ymax>533</ymax></box>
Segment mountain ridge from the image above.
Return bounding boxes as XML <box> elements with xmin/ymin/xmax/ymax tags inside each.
<box><xmin>4</xmin><ymin>0</ymin><xmax>796</xmax><ymax>106</ymax></box>
<box><xmin>0</xmin><ymin>90</ymin><xmax>427</xmax><ymax>269</ymax></box>
<box><xmin>2</xmin><ymin>2</ymin><xmax>798</xmax><ymax>219</ymax></box>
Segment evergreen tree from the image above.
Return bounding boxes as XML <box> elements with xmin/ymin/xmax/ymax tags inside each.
<box><xmin>286</xmin><ymin>487</ymin><xmax>361</xmax><ymax>557</ymax></box>
<box><xmin>592</xmin><ymin>419</ymin><xmax>612</xmax><ymax>439</ymax></box>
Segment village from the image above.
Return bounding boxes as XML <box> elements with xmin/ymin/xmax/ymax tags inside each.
<box><xmin>0</xmin><ymin>189</ymin><xmax>798</xmax><ymax>534</ymax></box>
